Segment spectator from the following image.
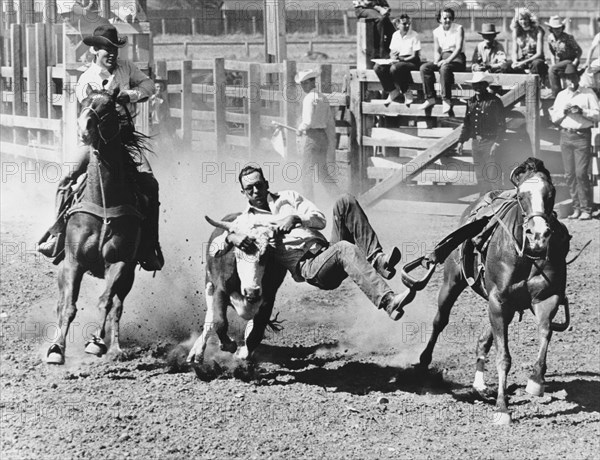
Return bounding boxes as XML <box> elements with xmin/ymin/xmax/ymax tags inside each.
<box><xmin>510</xmin><ymin>9</ymin><xmax>548</xmax><ymax>83</ymax></box>
<box><xmin>549</xmin><ymin>64</ymin><xmax>600</xmax><ymax>221</ymax></box>
<box><xmin>457</xmin><ymin>72</ymin><xmax>506</xmax><ymax>191</ymax></box>
<box><xmin>149</xmin><ymin>78</ymin><xmax>177</xmax><ymax>140</ymax></box>
<box><xmin>581</xmin><ymin>17</ymin><xmax>600</xmax><ymax>88</ymax></box>
<box><xmin>419</xmin><ymin>7</ymin><xmax>465</xmax><ymax>114</ymax></box>
<box><xmin>295</xmin><ymin>69</ymin><xmax>339</xmax><ymax>201</ymax></box>
<box><xmin>546</xmin><ymin>16</ymin><xmax>583</xmax><ymax>98</ymax></box>
<box><xmin>353</xmin><ymin>1</ymin><xmax>396</xmax><ymax>58</ymax></box>
<box><xmin>374</xmin><ymin>14</ymin><xmax>421</xmax><ymax>106</ymax></box>
<box><xmin>471</xmin><ymin>23</ymin><xmax>511</xmax><ymax>73</ymax></box>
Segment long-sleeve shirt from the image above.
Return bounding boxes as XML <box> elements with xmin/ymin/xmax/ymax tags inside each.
<box><xmin>459</xmin><ymin>91</ymin><xmax>506</xmax><ymax>143</ymax></box>
<box><xmin>211</xmin><ymin>190</ymin><xmax>329</xmax><ymax>280</ymax></box>
<box><xmin>298</xmin><ymin>89</ymin><xmax>336</xmax><ymax>156</ymax></box>
<box><xmin>550</xmin><ymin>86</ymin><xmax>600</xmax><ymax>129</ymax></box>
<box><xmin>548</xmin><ymin>32</ymin><xmax>582</xmax><ymax>62</ymax></box>
<box><xmin>75</xmin><ymin>59</ymin><xmax>154</xmax><ymax>104</ymax></box>
<box><xmin>471</xmin><ymin>40</ymin><xmax>507</xmax><ymax>71</ymax></box>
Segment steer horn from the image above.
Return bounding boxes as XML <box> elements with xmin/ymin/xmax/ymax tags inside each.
<box><xmin>205</xmin><ymin>215</ymin><xmax>233</xmax><ymax>231</ymax></box>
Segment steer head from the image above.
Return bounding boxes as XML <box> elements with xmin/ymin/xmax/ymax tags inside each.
<box><xmin>206</xmin><ymin>213</ymin><xmax>277</xmax><ymax>318</ymax></box>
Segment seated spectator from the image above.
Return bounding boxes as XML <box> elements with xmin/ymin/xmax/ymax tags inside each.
<box><xmin>581</xmin><ymin>17</ymin><xmax>600</xmax><ymax>88</ymax></box>
<box><xmin>547</xmin><ymin>16</ymin><xmax>583</xmax><ymax>97</ymax></box>
<box><xmin>374</xmin><ymin>14</ymin><xmax>421</xmax><ymax>106</ymax></box>
<box><xmin>353</xmin><ymin>1</ymin><xmax>397</xmax><ymax>58</ymax></box>
<box><xmin>471</xmin><ymin>23</ymin><xmax>511</xmax><ymax>73</ymax></box>
<box><xmin>510</xmin><ymin>9</ymin><xmax>548</xmax><ymax>83</ymax></box>
<box><xmin>419</xmin><ymin>7</ymin><xmax>465</xmax><ymax>114</ymax></box>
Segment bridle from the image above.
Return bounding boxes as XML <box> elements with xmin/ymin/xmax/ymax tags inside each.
<box><xmin>80</xmin><ymin>103</ymin><xmax>121</xmax><ymax>145</ymax></box>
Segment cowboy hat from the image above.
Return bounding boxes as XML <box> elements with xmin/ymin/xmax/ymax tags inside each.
<box><xmin>465</xmin><ymin>72</ymin><xmax>494</xmax><ymax>84</ymax></box>
<box><xmin>295</xmin><ymin>69</ymin><xmax>319</xmax><ymax>84</ymax></box>
<box><xmin>83</xmin><ymin>24</ymin><xmax>127</xmax><ymax>48</ymax></box>
<box><xmin>545</xmin><ymin>16</ymin><xmax>566</xmax><ymax>29</ymax></box>
<box><xmin>478</xmin><ymin>23</ymin><xmax>499</xmax><ymax>35</ymax></box>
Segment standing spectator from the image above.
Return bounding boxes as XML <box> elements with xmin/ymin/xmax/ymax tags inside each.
<box><xmin>510</xmin><ymin>9</ymin><xmax>548</xmax><ymax>83</ymax></box>
<box><xmin>547</xmin><ymin>16</ymin><xmax>583</xmax><ymax>98</ymax></box>
<box><xmin>549</xmin><ymin>64</ymin><xmax>600</xmax><ymax>221</ymax></box>
<box><xmin>374</xmin><ymin>14</ymin><xmax>421</xmax><ymax>106</ymax></box>
<box><xmin>581</xmin><ymin>17</ymin><xmax>600</xmax><ymax>88</ymax></box>
<box><xmin>353</xmin><ymin>1</ymin><xmax>397</xmax><ymax>58</ymax></box>
<box><xmin>296</xmin><ymin>69</ymin><xmax>339</xmax><ymax>201</ymax></box>
<box><xmin>457</xmin><ymin>72</ymin><xmax>506</xmax><ymax>191</ymax></box>
<box><xmin>419</xmin><ymin>7</ymin><xmax>465</xmax><ymax>114</ymax></box>
<box><xmin>149</xmin><ymin>78</ymin><xmax>177</xmax><ymax>141</ymax></box>
<box><xmin>471</xmin><ymin>23</ymin><xmax>511</xmax><ymax>73</ymax></box>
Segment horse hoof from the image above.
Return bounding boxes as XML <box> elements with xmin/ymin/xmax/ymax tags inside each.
<box><xmin>46</xmin><ymin>344</ymin><xmax>64</xmax><ymax>365</ymax></box>
<box><xmin>526</xmin><ymin>379</ymin><xmax>544</xmax><ymax>397</ymax></box>
<box><xmin>85</xmin><ymin>339</ymin><xmax>107</xmax><ymax>357</ymax></box>
<box><xmin>493</xmin><ymin>412</ymin><xmax>512</xmax><ymax>425</ymax></box>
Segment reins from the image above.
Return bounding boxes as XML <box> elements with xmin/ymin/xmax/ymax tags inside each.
<box><xmin>92</xmin><ymin>147</ymin><xmax>110</xmax><ymax>253</ymax></box>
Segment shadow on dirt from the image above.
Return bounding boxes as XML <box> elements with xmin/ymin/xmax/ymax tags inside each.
<box><xmin>545</xmin><ymin>377</ymin><xmax>600</xmax><ymax>414</ymax></box>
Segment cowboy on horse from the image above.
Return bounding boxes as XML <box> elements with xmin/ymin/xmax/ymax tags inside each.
<box><xmin>38</xmin><ymin>24</ymin><xmax>163</xmax><ymax>271</ymax></box>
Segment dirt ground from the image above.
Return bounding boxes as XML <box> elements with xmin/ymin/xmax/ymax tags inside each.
<box><xmin>1</xmin><ymin>147</ymin><xmax>599</xmax><ymax>459</ymax></box>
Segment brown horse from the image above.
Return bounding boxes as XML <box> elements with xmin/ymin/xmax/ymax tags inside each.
<box><xmin>418</xmin><ymin>158</ymin><xmax>571</xmax><ymax>424</ymax></box>
<box><xmin>46</xmin><ymin>89</ymin><xmax>148</xmax><ymax>365</ymax></box>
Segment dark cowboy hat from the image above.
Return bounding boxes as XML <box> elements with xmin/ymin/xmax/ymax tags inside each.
<box><xmin>83</xmin><ymin>24</ymin><xmax>127</xmax><ymax>48</ymax></box>
<box><xmin>562</xmin><ymin>63</ymin><xmax>586</xmax><ymax>77</ymax></box>
<box><xmin>478</xmin><ymin>23</ymin><xmax>499</xmax><ymax>35</ymax></box>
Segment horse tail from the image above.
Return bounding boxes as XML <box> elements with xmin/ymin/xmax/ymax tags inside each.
<box><xmin>551</xmin><ymin>297</ymin><xmax>570</xmax><ymax>332</ymax></box>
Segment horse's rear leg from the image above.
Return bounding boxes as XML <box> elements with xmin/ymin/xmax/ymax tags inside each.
<box><xmin>85</xmin><ymin>263</ymin><xmax>128</xmax><ymax>357</ymax></box>
<box><xmin>418</xmin><ymin>258</ymin><xmax>467</xmax><ymax>369</ymax></box>
<box><xmin>526</xmin><ymin>295</ymin><xmax>559</xmax><ymax>396</ymax></box>
<box><xmin>47</xmin><ymin>263</ymin><xmax>84</xmax><ymax>364</ymax></box>
<box><xmin>473</xmin><ymin>325</ymin><xmax>494</xmax><ymax>393</ymax></box>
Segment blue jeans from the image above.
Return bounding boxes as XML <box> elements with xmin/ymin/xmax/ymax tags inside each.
<box><xmin>549</xmin><ymin>60</ymin><xmax>576</xmax><ymax>97</ymax></box>
<box><xmin>297</xmin><ymin>194</ymin><xmax>392</xmax><ymax>308</ymax></box>
<box><xmin>420</xmin><ymin>53</ymin><xmax>466</xmax><ymax>100</ymax></box>
<box><xmin>560</xmin><ymin>130</ymin><xmax>593</xmax><ymax>213</ymax></box>
<box><xmin>374</xmin><ymin>60</ymin><xmax>420</xmax><ymax>93</ymax></box>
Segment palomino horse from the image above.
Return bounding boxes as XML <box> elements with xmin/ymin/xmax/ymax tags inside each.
<box><xmin>417</xmin><ymin>158</ymin><xmax>570</xmax><ymax>424</ymax></box>
<box><xmin>46</xmin><ymin>89</ymin><xmax>148</xmax><ymax>364</ymax></box>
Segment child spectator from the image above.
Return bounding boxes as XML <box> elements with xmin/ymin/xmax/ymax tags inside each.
<box><xmin>471</xmin><ymin>23</ymin><xmax>511</xmax><ymax>73</ymax></box>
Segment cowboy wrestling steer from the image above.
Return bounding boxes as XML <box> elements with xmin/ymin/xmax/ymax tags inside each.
<box><xmin>187</xmin><ymin>213</ymin><xmax>286</xmax><ymax>364</ymax></box>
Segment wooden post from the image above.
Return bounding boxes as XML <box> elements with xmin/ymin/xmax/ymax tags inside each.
<box><xmin>3</xmin><ymin>0</ymin><xmax>16</xmax><ymax>26</ymax></box>
<box><xmin>319</xmin><ymin>63</ymin><xmax>332</xmax><ymax>93</ymax></box>
<box><xmin>161</xmin><ymin>18</ymin><xmax>166</xmax><ymax>35</ymax></box>
<box><xmin>18</xmin><ymin>0</ymin><xmax>35</xmax><ymax>24</ymax></box>
<box><xmin>349</xmin><ymin>72</ymin><xmax>367</xmax><ymax>192</ymax></box>
<box><xmin>62</xmin><ymin>71</ymin><xmax>79</xmax><ymax>160</ymax></box>
<box><xmin>502</xmin><ymin>16</ymin><xmax>508</xmax><ymax>33</ymax></box>
<box><xmin>248</xmin><ymin>63</ymin><xmax>261</xmax><ymax>155</ymax></box>
<box><xmin>525</xmin><ymin>75</ymin><xmax>540</xmax><ymax>157</ymax></box>
<box><xmin>47</xmin><ymin>65</ymin><xmax>56</xmax><ymax>118</ymax></box>
<box><xmin>252</xmin><ymin>16</ymin><xmax>257</xmax><ymax>35</ymax></box>
<box><xmin>314</xmin><ymin>9</ymin><xmax>320</xmax><ymax>35</ymax></box>
<box><xmin>264</xmin><ymin>0</ymin><xmax>287</xmax><ymax>63</ymax></box>
<box><xmin>343</xmin><ymin>11</ymin><xmax>349</xmax><ymax>36</ymax></box>
<box><xmin>26</xmin><ymin>23</ymin><xmax>48</xmax><ymax>118</ymax></box>
<box><xmin>283</xmin><ymin>59</ymin><xmax>297</xmax><ymax>158</ymax></box>
<box><xmin>154</xmin><ymin>60</ymin><xmax>167</xmax><ymax>81</ymax></box>
<box><xmin>470</xmin><ymin>6</ymin><xmax>475</xmax><ymax>33</ymax></box>
<box><xmin>356</xmin><ymin>19</ymin><xmax>375</xmax><ymax>70</ymax></box>
<box><xmin>223</xmin><ymin>12</ymin><xmax>228</xmax><ymax>35</ymax></box>
<box><xmin>213</xmin><ymin>58</ymin><xmax>227</xmax><ymax>156</ymax></box>
<box><xmin>43</xmin><ymin>0</ymin><xmax>56</xmax><ymax>24</ymax></box>
<box><xmin>10</xmin><ymin>24</ymin><xmax>24</xmax><ymax>117</ymax></box>
<box><xmin>181</xmin><ymin>60</ymin><xmax>192</xmax><ymax>147</ymax></box>
<box><xmin>245</xmin><ymin>41</ymin><xmax>250</xmax><ymax>56</ymax></box>
<box><xmin>100</xmin><ymin>0</ymin><xmax>111</xmax><ymax>20</ymax></box>
<box><xmin>191</xmin><ymin>17</ymin><xmax>196</xmax><ymax>36</ymax></box>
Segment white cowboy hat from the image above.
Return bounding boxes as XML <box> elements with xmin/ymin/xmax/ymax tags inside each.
<box><xmin>295</xmin><ymin>69</ymin><xmax>319</xmax><ymax>84</ymax></box>
<box><xmin>465</xmin><ymin>72</ymin><xmax>494</xmax><ymax>84</ymax></box>
<box><xmin>545</xmin><ymin>16</ymin><xmax>566</xmax><ymax>29</ymax></box>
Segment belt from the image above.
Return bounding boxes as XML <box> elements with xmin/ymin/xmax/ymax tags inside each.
<box><xmin>474</xmin><ymin>135</ymin><xmax>496</xmax><ymax>141</ymax></box>
<box><xmin>305</xmin><ymin>128</ymin><xmax>326</xmax><ymax>133</ymax></box>
<box><xmin>561</xmin><ymin>127</ymin><xmax>591</xmax><ymax>135</ymax></box>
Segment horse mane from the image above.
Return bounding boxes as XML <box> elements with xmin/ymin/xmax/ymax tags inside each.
<box><xmin>512</xmin><ymin>157</ymin><xmax>553</xmax><ymax>185</ymax></box>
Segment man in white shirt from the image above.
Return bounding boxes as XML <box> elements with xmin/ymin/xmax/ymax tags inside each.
<box><xmin>296</xmin><ymin>69</ymin><xmax>338</xmax><ymax>201</ymax></box>
<box><xmin>374</xmin><ymin>14</ymin><xmax>421</xmax><ymax>106</ymax></box>
<box><xmin>214</xmin><ymin>166</ymin><xmax>413</xmax><ymax>320</ymax></box>
<box><xmin>550</xmin><ymin>63</ymin><xmax>600</xmax><ymax>220</ymax></box>
<box><xmin>38</xmin><ymin>24</ymin><xmax>163</xmax><ymax>270</ymax></box>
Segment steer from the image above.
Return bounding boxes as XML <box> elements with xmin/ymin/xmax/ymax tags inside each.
<box><xmin>187</xmin><ymin>212</ymin><xmax>286</xmax><ymax>364</ymax></box>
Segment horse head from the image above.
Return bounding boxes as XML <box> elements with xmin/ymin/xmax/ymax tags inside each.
<box><xmin>206</xmin><ymin>213</ymin><xmax>277</xmax><ymax>315</ymax></box>
<box><xmin>77</xmin><ymin>87</ymin><xmax>121</xmax><ymax>148</ymax></box>
<box><xmin>510</xmin><ymin>158</ymin><xmax>556</xmax><ymax>255</ymax></box>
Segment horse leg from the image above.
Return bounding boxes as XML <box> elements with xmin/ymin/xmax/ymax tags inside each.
<box><xmin>107</xmin><ymin>266</ymin><xmax>136</xmax><ymax>360</ymax></box>
<box><xmin>85</xmin><ymin>263</ymin><xmax>127</xmax><ymax>357</ymax></box>
<box><xmin>47</xmin><ymin>262</ymin><xmax>84</xmax><ymax>364</ymax></box>
<box><xmin>473</xmin><ymin>324</ymin><xmax>494</xmax><ymax>393</ymax></box>
<box><xmin>489</xmin><ymin>296</ymin><xmax>515</xmax><ymax>425</ymax></box>
<box><xmin>526</xmin><ymin>295</ymin><xmax>559</xmax><ymax>396</ymax></box>
<box><xmin>418</xmin><ymin>258</ymin><xmax>467</xmax><ymax>369</ymax></box>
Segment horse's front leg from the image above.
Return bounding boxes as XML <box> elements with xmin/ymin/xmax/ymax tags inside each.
<box><xmin>107</xmin><ymin>265</ymin><xmax>136</xmax><ymax>360</ymax></box>
<box><xmin>47</xmin><ymin>262</ymin><xmax>85</xmax><ymax>364</ymax></box>
<box><xmin>85</xmin><ymin>262</ymin><xmax>128</xmax><ymax>357</ymax></box>
<box><xmin>526</xmin><ymin>294</ymin><xmax>560</xmax><ymax>396</ymax></box>
<box><xmin>473</xmin><ymin>324</ymin><xmax>494</xmax><ymax>394</ymax></box>
<box><xmin>489</xmin><ymin>292</ymin><xmax>515</xmax><ymax>425</ymax></box>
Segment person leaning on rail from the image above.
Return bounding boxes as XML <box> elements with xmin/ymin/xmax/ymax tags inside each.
<box><xmin>212</xmin><ymin>165</ymin><xmax>413</xmax><ymax>321</ymax></box>
<box><xmin>37</xmin><ymin>24</ymin><xmax>163</xmax><ymax>271</ymax></box>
